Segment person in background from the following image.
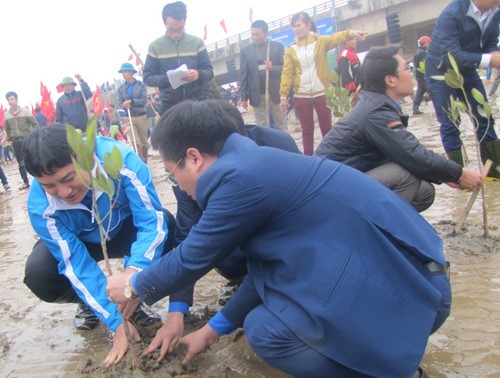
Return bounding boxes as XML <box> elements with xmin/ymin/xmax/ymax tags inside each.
<box><xmin>34</xmin><ymin>106</ymin><xmax>48</xmax><ymax>128</ymax></box>
<box><xmin>143</xmin><ymin>1</ymin><xmax>214</xmax><ymax>115</ymax></box>
<box><xmin>413</xmin><ymin>35</ymin><xmax>431</xmax><ymax>115</ymax></box>
<box><xmin>239</xmin><ymin>20</ymin><xmax>287</xmax><ymax>131</ymax></box>
<box><xmin>56</xmin><ymin>74</ymin><xmax>93</xmax><ymax>131</ymax></box>
<box><xmin>117</xmin><ymin>62</ymin><xmax>149</xmax><ymax>163</ymax></box>
<box><xmin>279</xmin><ymin>12</ymin><xmax>367</xmax><ymax>155</ymax></box>
<box><xmin>3</xmin><ymin>91</ymin><xmax>39</xmax><ymax>190</ymax></box>
<box><xmin>425</xmin><ymin>0</ymin><xmax>500</xmax><ymax>178</ymax></box>
<box><xmin>336</xmin><ymin>37</ymin><xmax>361</xmax><ymax>94</ymax></box>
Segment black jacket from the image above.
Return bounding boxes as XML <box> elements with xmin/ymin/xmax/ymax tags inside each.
<box><xmin>315</xmin><ymin>91</ymin><xmax>462</xmax><ymax>183</ymax></box>
<box><xmin>56</xmin><ymin>80</ymin><xmax>93</xmax><ymax>131</ymax></box>
<box><xmin>239</xmin><ymin>40</ymin><xmax>284</xmax><ymax>106</ymax></box>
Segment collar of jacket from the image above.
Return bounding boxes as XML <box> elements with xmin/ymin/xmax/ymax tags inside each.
<box><xmin>294</xmin><ymin>33</ymin><xmax>317</xmax><ymax>47</ymax></box>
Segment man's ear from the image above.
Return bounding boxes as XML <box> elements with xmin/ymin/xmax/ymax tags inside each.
<box><xmin>185</xmin><ymin>147</ymin><xmax>203</xmax><ymax>166</ymax></box>
<box><xmin>385</xmin><ymin>75</ymin><xmax>397</xmax><ymax>88</ymax></box>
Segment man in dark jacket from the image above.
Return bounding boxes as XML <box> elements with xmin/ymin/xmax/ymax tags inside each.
<box><xmin>316</xmin><ymin>45</ymin><xmax>482</xmax><ymax>212</ymax></box>
<box><xmin>143</xmin><ymin>1</ymin><xmax>213</xmax><ymax>115</ymax></box>
<box><xmin>336</xmin><ymin>38</ymin><xmax>361</xmax><ymax>94</ymax></box>
<box><xmin>425</xmin><ymin>0</ymin><xmax>500</xmax><ymax>178</ymax></box>
<box><xmin>412</xmin><ymin>35</ymin><xmax>431</xmax><ymax>115</ymax></box>
<box><xmin>117</xmin><ymin>62</ymin><xmax>149</xmax><ymax>163</ymax></box>
<box><xmin>239</xmin><ymin>20</ymin><xmax>287</xmax><ymax>131</ymax></box>
<box><xmin>34</xmin><ymin>107</ymin><xmax>47</xmax><ymax>127</ymax></box>
<box><xmin>56</xmin><ymin>75</ymin><xmax>93</xmax><ymax>131</ymax></box>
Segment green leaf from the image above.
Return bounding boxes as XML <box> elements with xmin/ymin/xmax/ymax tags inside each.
<box><xmin>431</xmin><ymin>75</ymin><xmax>445</xmax><ymax>81</ymax></box>
<box><xmin>67</xmin><ymin>125</ymin><xmax>83</xmax><ymax>154</ymax></box>
<box><xmin>104</xmin><ymin>147</ymin><xmax>123</xmax><ymax>179</ymax></box>
<box><xmin>448</xmin><ymin>52</ymin><xmax>460</xmax><ymax>76</ymax></box>
<box><xmin>483</xmin><ymin>102</ymin><xmax>492</xmax><ymax>117</ymax></box>
<box><xmin>477</xmin><ymin>106</ymin><xmax>487</xmax><ymax>118</ymax></box>
<box><xmin>329</xmin><ymin>70</ymin><xmax>339</xmax><ymax>84</ymax></box>
<box><xmin>471</xmin><ymin>88</ymin><xmax>485</xmax><ymax>105</ymax></box>
<box><xmin>94</xmin><ymin>172</ymin><xmax>110</xmax><ymax>193</ymax></box>
<box><xmin>85</xmin><ymin>116</ymin><xmax>98</xmax><ymax>152</ymax></box>
<box><xmin>77</xmin><ymin>143</ymin><xmax>95</xmax><ymax>172</ymax></box>
<box><xmin>70</xmin><ymin>156</ymin><xmax>91</xmax><ymax>189</ymax></box>
<box><xmin>444</xmin><ymin>70</ymin><xmax>463</xmax><ymax>89</ymax></box>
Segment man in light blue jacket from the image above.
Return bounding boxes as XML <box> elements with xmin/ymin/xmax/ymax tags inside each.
<box><xmin>22</xmin><ymin>124</ymin><xmax>175</xmax><ymax>367</ymax></box>
<box><xmin>107</xmin><ymin>100</ymin><xmax>451</xmax><ymax>378</ymax></box>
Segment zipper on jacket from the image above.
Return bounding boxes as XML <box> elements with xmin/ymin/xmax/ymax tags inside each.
<box><xmin>175</xmin><ymin>41</ymin><xmax>187</xmax><ymax>100</ymax></box>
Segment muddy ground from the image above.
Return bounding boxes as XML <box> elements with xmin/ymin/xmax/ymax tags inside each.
<box><xmin>1</xmin><ymin>100</ymin><xmax>500</xmax><ymax>377</ymax></box>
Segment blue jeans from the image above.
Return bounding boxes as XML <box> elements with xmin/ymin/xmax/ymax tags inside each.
<box><xmin>426</xmin><ymin>65</ymin><xmax>498</xmax><ymax>152</ymax></box>
<box><xmin>244</xmin><ymin>273</ymin><xmax>451</xmax><ymax>378</ymax></box>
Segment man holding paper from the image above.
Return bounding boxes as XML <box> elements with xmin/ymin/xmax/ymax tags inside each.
<box><xmin>143</xmin><ymin>1</ymin><xmax>214</xmax><ymax>115</ymax></box>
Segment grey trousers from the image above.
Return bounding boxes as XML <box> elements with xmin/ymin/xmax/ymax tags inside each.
<box><xmin>253</xmin><ymin>94</ymin><xmax>288</xmax><ymax>131</ymax></box>
<box><xmin>366</xmin><ymin>162</ymin><xmax>435</xmax><ymax>213</ymax></box>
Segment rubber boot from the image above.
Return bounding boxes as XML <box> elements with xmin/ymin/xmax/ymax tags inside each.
<box><xmin>140</xmin><ymin>145</ymin><xmax>149</xmax><ymax>164</ymax></box>
<box><xmin>480</xmin><ymin>140</ymin><xmax>500</xmax><ymax>179</ymax></box>
<box><xmin>447</xmin><ymin>149</ymin><xmax>464</xmax><ymax>167</ymax></box>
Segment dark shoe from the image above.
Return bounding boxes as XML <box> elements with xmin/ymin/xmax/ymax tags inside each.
<box><xmin>3</xmin><ymin>184</ymin><xmax>11</xmax><ymax>192</ymax></box>
<box><xmin>218</xmin><ymin>280</ymin><xmax>241</xmax><ymax>306</ymax></box>
<box><xmin>18</xmin><ymin>182</ymin><xmax>30</xmax><ymax>191</ymax></box>
<box><xmin>417</xmin><ymin>367</ymin><xmax>430</xmax><ymax>378</ymax></box>
<box><xmin>130</xmin><ymin>303</ymin><xmax>162</xmax><ymax>329</ymax></box>
<box><xmin>413</xmin><ymin>110</ymin><xmax>423</xmax><ymax>115</ymax></box>
<box><xmin>480</xmin><ymin>140</ymin><xmax>500</xmax><ymax>179</ymax></box>
<box><xmin>74</xmin><ymin>303</ymin><xmax>99</xmax><ymax>331</ymax></box>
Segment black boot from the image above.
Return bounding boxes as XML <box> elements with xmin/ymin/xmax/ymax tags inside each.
<box><xmin>447</xmin><ymin>149</ymin><xmax>464</xmax><ymax>167</ymax></box>
<box><xmin>480</xmin><ymin>140</ymin><xmax>500</xmax><ymax>179</ymax></box>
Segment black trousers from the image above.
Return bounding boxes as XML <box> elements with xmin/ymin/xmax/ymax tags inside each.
<box><xmin>24</xmin><ymin>210</ymin><xmax>176</xmax><ymax>304</ymax></box>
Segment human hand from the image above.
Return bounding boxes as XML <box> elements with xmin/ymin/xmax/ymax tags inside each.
<box><xmin>280</xmin><ymin>98</ymin><xmax>288</xmax><ymax>113</ymax></box>
<box><xmin>240</xmin><ymin>100</ymin><xmax>248</xmax><ymax>110</ymax></box>
<box><xmin>456</xmin><ymin>167</ymin><xmax>483</xmax><ymax>190</ymax></box>
<box><xmin>101</xmin><ymin>322</ymin><xmax>141</xmax><ymax>367</ymax></box>
<box><xmin>107</xmin><ymin>273</ymin><xmax>133</xmax><ymax>304</ymax></box>
<box><xmin>75</xmin><ymin>74</ymin><xmax>82</xmax><ymax>81</ymax></box>
<box><xmin>181</xmin><ymin>69</ymin><xmax>199</xmax><ymax>82</ymax></box>
<box><xmin>265</xmin><ymin>60</ymin><xmax>273</xmax><ymax>70</ymax></box>
<box><xmin>118</xmin><ymin>296</ymin><xmax>141</xmax><ymax>320</ymax></box>
<box><xmin>179</xmin><ymin>323</ymin><xmax>219</xmax><ymax>365</ymax></box>
<box><xmin>144</xmin><ymin>312</ymin><xmax>185</xmax><ymax>361</ymax></box>
<box><xmin>490</xmin><ymin>52</ymin><xmax>500</xmax><ymax>69</ymax></box>
<box><xmin>350</xmin><ymin>30</ymin><xmax>368</xmax><ymax>41</ymax></box>
<box><xmin>123</xmin><ymin>100</ymin><xmax>132</xmax><ymax>109</ymax></box>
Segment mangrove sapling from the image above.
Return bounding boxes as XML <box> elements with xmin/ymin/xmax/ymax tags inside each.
<box><xmin>432</xmin><ymin>53</ymin><xmax>493</xmax><ymax>237</ymax></box>
<box><xmin>66</xmin><ymin>117</ymin><xmax>140</xmax><ymax>368</ymax></box>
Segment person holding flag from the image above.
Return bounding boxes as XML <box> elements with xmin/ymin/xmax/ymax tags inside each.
<box><xmin>55</xmin><ymin>74</ymin><xmax>93</xmax><ymax>131</ymax></box>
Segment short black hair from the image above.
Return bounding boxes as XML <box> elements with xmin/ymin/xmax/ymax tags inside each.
<box><xmin>291</xmin><ymin>12</ymin><xmax>317</xmax><ymax>33</ymax></box>
<box><xmin>23</xmin><ymin>123</ymin><xmax>73</xmax><ymax>177</ymax></box>
<box><xmin>360</xmin><ymin>45</ymin><xmax>401</xmax><ymax>94</ymax></box>
<box><xmin>162</xmin><ymin>1</ymin><xmax>187</xmax><ymax>22</ymax></box>
<box><xmin>251</xmin><ymin>20</ymin><xmax>269</xmax><ymax>33</ymax></box>
<box><xmin>5</xmin><ymin>91</ymin><xmax>17</xmax><ymax>100</ymax></box>
<box><xmin>151</xmin><ymin>100</ymin><xmax>239</xmax><ymax>163</ymax></box>
<box><xmin>211</xmin><ymin>100</ymin><xmax>246</xmax><ymax>135</ymax></box>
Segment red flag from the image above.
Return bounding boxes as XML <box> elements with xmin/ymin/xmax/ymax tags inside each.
<box><xmin>92</xmin><ymin>86</ymin><xmax>103</xmax><ymax>115</ymax></box>
<box><xmin>135</xmin><ymin>53</ymin><xmax>141</xmax><ymax>67</ymax></box>
<box><xmin>128</xmin><ymin>54</ymin><xmax>133</xmax><ymax>61</ymax></box>
<box><xmin>0</xmin><ymin>104</ymin><xmax>5</xmax><ymax>128</ymax></box>
<box><xmin>31</xmin><ymin>104</ymin><xmax>36</xmax><ymax>116</ymax></box>
<box><xmin>56</xmin><ymin>84</ymin><xmax>64</xmax><ymax>93</ymax></box>
<box><xmin>220</xmin><ymin>19</ymin><xmax>228</xmax><ymax>34</ymax></box>
<box><xmin>40</xmin><ymin>85</ymin><xmax>56</xmax><ymax>125</ymax></box>
<box><xmin>203</xmin><ymin>24</ymin><xmax>207</xmax><ymax>41</ymax></box>
<box><xmin>249</xmin><ymin>7</ymin><xmax>253</xmax><ymax>23</ymax></box>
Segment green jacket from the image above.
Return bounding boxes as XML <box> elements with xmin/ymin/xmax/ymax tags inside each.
<box><xmin>5</xmin><ymin>107</ymin><xmax>39</xmax><ymax>141</ymax></box>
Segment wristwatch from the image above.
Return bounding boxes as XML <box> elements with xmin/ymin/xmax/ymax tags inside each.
<box><xmin>124</xmin><ymin>273</ymin><xmax>137</xmax><ymax>299</ymax></box>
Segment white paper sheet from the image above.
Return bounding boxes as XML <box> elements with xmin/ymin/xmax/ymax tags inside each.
<box><xmin>167</xmin><ymin>64</ymin><xmax>189</xmax><ymax>89</ymax></box>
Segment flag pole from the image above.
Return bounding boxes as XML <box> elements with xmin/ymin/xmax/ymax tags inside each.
<box><xmin>129</xmin><ymin>44</ymin><xmax>161</xmax><ymax>121</ymax></box>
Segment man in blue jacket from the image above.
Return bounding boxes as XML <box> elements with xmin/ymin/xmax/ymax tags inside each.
<box><xmin>107</xmin><ymin>100</ymin><xmax>451</xmax><ymax>378</ymax></box>
<box><xmin>426</xmin><ymin>0</ymin><xmax>500</xmax><ymax>178</ymax></box>
<box><xmin>118</xmin><ymin>62</ymin><xmax>149</xmax><ymax>163</ymax></box>
<box><xmin>22</xmin><ymin>124</ymin><xmax>175</xmax><ymax>367</ymax></box>
<box><xmin>56</xmin><ymin>74</ymin><xmax>93</xmax><ymax>131</ymax></box>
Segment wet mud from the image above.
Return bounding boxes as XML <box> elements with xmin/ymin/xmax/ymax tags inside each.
<box><xmin>1</xmin><ymin>101</ymin><xmax>500</xmax><ymax>377</ymax></box>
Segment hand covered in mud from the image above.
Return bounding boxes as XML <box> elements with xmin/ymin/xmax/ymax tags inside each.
<box><xmin>144</xmin><ymin>312</ymin><xmax>185</xmax><ymax>361</ymax></box>
<box><xmin>101</xmin><ymin>321</ymin><xmax>141</xmax><ymax>367</ymax></box>
<box><xmin>118</xmin><ymin>296</ymin><xmax>141</xmax><ymax>320</ymax></box>
<box><xmin>179</xmin><ymin>323</ymin><xmax>219</xmax><ymax>364</ymax></box>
